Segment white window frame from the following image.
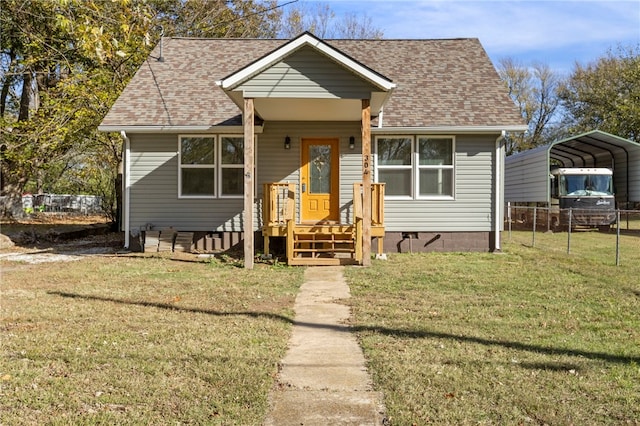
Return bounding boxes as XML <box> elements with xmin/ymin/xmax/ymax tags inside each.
<box><xmin>218</xmin><ymin>135</ymin><xmax>245</xmax><ymax>199</ymax></box>
<box><xmin>374</xmin><ymin>135</ymin><xmax>456</xmax><ymax>200</ymax></box>
<box><xmin>178</xmin><ymin>134</ymin><xmax>247</xmax><ymax>199</ymax></box>
<box><xmin>374</xmin><ymin>136</ymin><xmax>414</xmax><ymax>200</ymax></box>
<box><xmin>416</xmin><ymin>135</ymin><xmax>455</xmax><ymax>200</ymax></box>
<box><xmin>178</xmin><ymin>135</ymin><xmax>217</xmax><ymax>199</ymax></box>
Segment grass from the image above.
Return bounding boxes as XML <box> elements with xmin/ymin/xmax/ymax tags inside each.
<box><xmin>2</xmin><ymin>229</ymin><xmax>640</xmax><ymax>425</ymax></box>
<box><xmin>1</xmin><ymin>254</ymin><xmax>304</xmax><ymax>425</ymax></box>
<box><xmin>345</xmin><ymin>230</ymin><xmax>640</xmax><ymax>425</ymax></box>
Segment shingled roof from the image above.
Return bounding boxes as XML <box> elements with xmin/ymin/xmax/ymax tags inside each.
<box><xmin>100</xmin><ymin>36</ymin><xmax>525</xmax><ymax>129</ymax></box>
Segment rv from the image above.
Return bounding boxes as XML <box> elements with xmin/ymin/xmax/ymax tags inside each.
<box><xmin>550</xmin><ymin>168</ymin><xmax>616</xmax><ymax>229</ymax></box>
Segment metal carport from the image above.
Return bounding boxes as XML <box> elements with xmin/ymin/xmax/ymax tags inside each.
<box><xmin>505</xmin><ymin>130</ymin><xmax>640</xmax><ymax>207</ymax></box>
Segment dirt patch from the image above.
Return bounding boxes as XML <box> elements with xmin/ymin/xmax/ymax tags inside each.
<box><xmin>0</xmin><ymin>214</ymin><xmax>123</xmax><ymax>264</ymax></box>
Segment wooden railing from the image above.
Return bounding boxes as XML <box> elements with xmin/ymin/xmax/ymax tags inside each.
<box><xmin>262</xmin><ymin>182</ymin><xmax>385</xmax><ymax>264</ymax></box>
<box><xmin>263</xmin><ymin>182</ymin><xmax>295</xmax><ymax>227</ymax></box>
<box><xmin>353</xmin><ymin>183</ymin><xmax>385</xmax><ymax>225</ymax></box>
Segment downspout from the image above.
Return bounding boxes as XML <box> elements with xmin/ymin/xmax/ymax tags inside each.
<box><xmin>494</xmin><ymin>130</ymin><xmax>506</xmax><ymax>252</ymax></box>
<box><xmin>120</xmin><ymin>131</ymin><xmax>131</xmax><ymax>249</ymax></box>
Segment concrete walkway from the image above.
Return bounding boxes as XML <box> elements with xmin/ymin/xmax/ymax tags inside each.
<box><xmin>264</xmin><ymin>266</ymin><xmax>386</xmax><ymax>426</ymax></box>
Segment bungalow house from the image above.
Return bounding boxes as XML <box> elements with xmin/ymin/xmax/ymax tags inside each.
<box><xmin>99</xmin><ymin>32</ymin><xmax>526</xmax><ymax>267</ymax></box>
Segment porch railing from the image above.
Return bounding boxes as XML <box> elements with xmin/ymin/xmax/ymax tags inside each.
<box><xmin>262</xmin><ymin>182</ymin><xmax>385</xmax><ymax>264</ymax></box>
<box><xmin>263</xmin><ymin>182</ymin><xmax>295</xmax><ymax>227</ymax></box>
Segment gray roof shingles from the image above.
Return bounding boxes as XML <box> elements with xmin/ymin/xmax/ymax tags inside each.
<box><xmin>100</xmin><ymin>37</ymin><xmax>524</xmax><ymax>129</ymax></box>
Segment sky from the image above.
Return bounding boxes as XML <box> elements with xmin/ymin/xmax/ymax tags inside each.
<box><xmin>294</xmin><ymin>0</ymin><xmax>640</xmax><ymax>76</ymax></box>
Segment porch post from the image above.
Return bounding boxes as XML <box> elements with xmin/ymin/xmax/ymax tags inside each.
<box><xmin>244</xmin><ymin>98</ymin><xmax>255</xmax><ymax>269</ymax></box>
<box><xmin>362</xmin><ymin>99</ymin><xmax>372</xmax><ymax>266</ymax></box>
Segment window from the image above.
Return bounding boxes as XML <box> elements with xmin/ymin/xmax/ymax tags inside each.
<box><xmin>375</xmin><ymin>135</ymin><xmax>455</xmax><ymax>199</ymax></box>
<box><xmin>179</xmin><ymin>135</ymin><xmax>245</xmax><ymax>198</ymax></box>
<box><xmin>417</xmin><ymin>137</ymin><xmax>453</xmax><ymax>197</ymax></box>
<box><xmin>376</xmin><ymin>137</ymin><xmax>412</xmax><ymax>196</ymax></box>
<box><xmin>180</xmin><ymin>136</ymin><xmax>216</xmax><ymax>197</ymax></box>
<box><xmin>220</xmin><ymin>136</ymin><xmax>244</xmax><ymax>197</ymax></box>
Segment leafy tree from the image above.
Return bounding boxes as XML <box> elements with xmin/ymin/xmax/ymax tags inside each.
<box><xmin>1</xmin><ymin>0</ymin><xmax>286</xmax><ymax>221</ymax></box>
<box><xmin>558</xmin><ymin>45</ymin><xmax>640</xmax><ymax>142</ymax></box>
<box><xmin>498</xmin><ymin>58</ymin><xmax>562</xmax><ymax>155</ymax></box>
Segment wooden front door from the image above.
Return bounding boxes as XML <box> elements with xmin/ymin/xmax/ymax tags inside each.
<box><xmin>301</xmin><ymin>138</ymin><xmax>339</xmax><ymax>222</ymax></box>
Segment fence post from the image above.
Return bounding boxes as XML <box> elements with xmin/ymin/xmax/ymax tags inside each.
<box><xmin>532</xmin><ymin>206</ymin><xmax>537</xmax><ymax>247</ymax></box>
<box><xmin>508</xmin><ymin>202</ymin><xmax>512</xmax><ymax>240</ymax></box>
<box><xmin>567</xmin><ymin>208</ymin><xmax>572</xmax><ymax>254</ymax></box>
<box><xmin>616</xmin><ymin>209</ymin><xmax>621</xmax><ymax>266</ymax></box>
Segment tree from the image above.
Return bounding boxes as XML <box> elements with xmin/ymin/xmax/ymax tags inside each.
<box><xmin>155</xmin><ymin>0</ymin><xmax>282</xmax><ymax>38</ymax></box>
<box><xmin>1</xmin><ymin>0</ymin><xmax>286</xmax><ymax>220</ymax></box>
<box><xmin>558</xmin><ymin>45</ymin><xmax>640</xmax><ymax>142</ymax></box>
<box><xmin>498</xmin><ymin>58</ymin><xmax>562</xmax><ymax>155</ymax></box>
<box><xmin>279</xmin><ymin>2</ymin><xmax>383</xmax><ymax>39</ymax></box>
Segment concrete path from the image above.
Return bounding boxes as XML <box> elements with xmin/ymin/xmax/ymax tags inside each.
<box><xmin>264</xmin><ymin>266</ymin><xmax>386</xmax><ymax>426</ymax></box>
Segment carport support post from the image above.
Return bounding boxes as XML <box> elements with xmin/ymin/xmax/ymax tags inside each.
<box><xmin>244</xmin><ymin>98</ymin><xmax>255</xmax><ymax>269</ymax></box>
<box><xmin>362</xmin><ymin>99</ymin><xmax>371</xmax><ymax>266</ymax></box>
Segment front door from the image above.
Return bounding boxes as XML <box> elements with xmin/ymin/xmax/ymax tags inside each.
<box><xmin>301</xmin><ymin>138</ymin><xmax>339</xmax><ymax>222</ymax></box>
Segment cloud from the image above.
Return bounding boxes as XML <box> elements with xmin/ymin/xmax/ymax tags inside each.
<box><xmin>318</xmin><ymin>0</ymin><xmax>639</xmax><ymax>72</ymax></box>
<box><xmin>358</xmin><ymin>1</ymin><xmax>638</xmax><ymax>50</ymax></box>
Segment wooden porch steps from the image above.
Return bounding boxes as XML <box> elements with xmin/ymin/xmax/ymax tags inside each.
<box><xmin>288</xmin><ymin>226</ymin><xmax>359</xmax><ymax>266</ymax></box>
<box><xmin>262</xmin><ymin>182</ymin><xmax>386</xmax><ymax>266</ymax></box>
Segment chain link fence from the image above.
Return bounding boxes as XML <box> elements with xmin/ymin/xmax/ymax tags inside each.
<box><xmin>21</xmin><ymin>194</ymin><xmax>103</xmax><ymax>215</ymax></box>
<box><xmin>504</xmin><ymin>203</ymin><xmax>640</xmax><ymax>266</ymax></box>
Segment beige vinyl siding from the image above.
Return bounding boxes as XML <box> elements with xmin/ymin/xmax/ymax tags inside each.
<box><xmin>382</xmin><ymin>135</ymin><xmax>496</xmax><ymax>232</ymax></box>
<box><xmin>236</xmin><ymin>46</ymin><xmax>376</xmax><ymax>99</ymax></box>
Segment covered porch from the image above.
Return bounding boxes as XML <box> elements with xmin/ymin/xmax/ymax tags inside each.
<box><xmin>262</xmin><ymin>182</ymin><xmax>385</xmax><ymax>265</ymax></box>
<box><xmin>215</xmin><ymin>32</ymin><xmax>396</xmax><ymax>268</ymax></box>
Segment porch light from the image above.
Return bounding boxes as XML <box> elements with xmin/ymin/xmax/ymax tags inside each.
<box><xmin>349</xmin><ymin>136</ymin><xmax>355</xmax><ymax>149</ymax></box>
<box><xmin>284</xmin><ymin>136</ymin><xmax>291</xmax><ymax>150</ymax></box>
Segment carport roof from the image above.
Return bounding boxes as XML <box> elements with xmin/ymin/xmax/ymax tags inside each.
<box><xmin>545</xmin><ymin>130</ymin><xmax>640</xmax><ymax>168</ymax></box>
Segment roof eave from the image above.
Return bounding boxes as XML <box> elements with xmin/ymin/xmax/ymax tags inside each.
<box><xmin>98</xmin><ymin>125</ymin><xmax>264</xmax><ymax>134</ymax></box>
<box><xmin>216</xmin><ymin>32</ymin><xmax>396</xmax><ymax>92</ymax></box>
<box><xmin>371</xmin><ymin>125</ymin><xmax>528</xmax><ymax>134</ymax></box>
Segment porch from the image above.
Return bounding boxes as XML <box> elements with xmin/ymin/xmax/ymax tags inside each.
<box><xmin>262</xmin><ymin>182</ymin><xmax>385</xmax><ymax>266</ymax></box>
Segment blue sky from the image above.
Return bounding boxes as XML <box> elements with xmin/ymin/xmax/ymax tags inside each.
<box><xmin>295</xmin><ymin>0</ymin><xmax>640</xmax><ymax>76</ymax></box>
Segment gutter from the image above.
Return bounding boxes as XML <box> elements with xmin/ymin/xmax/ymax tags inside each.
<box><xmin>371</xmin><ymin>125</ymin><xmax>528</xmax><ymax>134</ymax></box>
<box><xmin>99</xmin><ymin>125</ymin><xmax>264</xmax><ymax>134</ymax></box>
<box><xmin>120</xmin><ymin>131</ymin><xmax>131</xmax><ymax>249</ymax></box>
<box><xmin>494</xmin><ymin>130</ymin><xmax>506</xmax><ymax>252</ymax></box>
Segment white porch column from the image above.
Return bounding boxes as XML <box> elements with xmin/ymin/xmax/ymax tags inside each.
<box><xmin>244</xmin><ymin>98</ymin><xmax>255</xmax><ymax>269</ymax></box>
<box><xmin>362</xmin><ymin>99</ymin><xmax>372</xmax><ymax>266</ymax></box>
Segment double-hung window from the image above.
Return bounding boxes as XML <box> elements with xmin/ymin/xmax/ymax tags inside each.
<box><xmin>376</xmin><ymin>137</ymin><xmax>413</xmax><ymax>197</ymax></box>
<box><xmin>219</xmin><ymin>136</ymin><xmax>244</xmax><ymax>197</ymax></box>
<box><xmin>179</xmin><ymin>135</ymin><xmax>244</xmax><ymax>198</ymax></box>
<box><xmin>375</xmin><ymin>135</ymin><xmax>454</xmax><ymax>199</ymax></box>
<box><xmin>417</xmin><ymin>137</ymin><xmax>454</xmax><ymax>198</ymax></box>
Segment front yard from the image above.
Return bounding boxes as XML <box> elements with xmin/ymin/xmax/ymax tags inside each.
<box><xmin>346</xmin><ymin>231</ymin><xmax>640</xmax><ymax>424</ymax></box>
<box><xmin>1</xmin><ymin>252</ymin><xmax>303</xmax><ymax>425</ymax></box>
<box><xmin>1</xmin><ymin>228</ymin><xmax>639</xmax><ymax>424</ymax></box>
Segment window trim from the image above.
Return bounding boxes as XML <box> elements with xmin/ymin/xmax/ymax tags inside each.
<box><xmin>178</xmin><ymin>134</ymin><xmax>248</xmax><ymax>199</ymax></box>
<box><xmin>178</xmin><ymin>135</ymin><xmax>217</xmax><ymax>199</ymax></box>
<box><xmin>416</xmin><ymin>135</ymin><xmax>455</xmax><ymax>200</ymax></box>
<box><xmin>218</xmin><ymin>134</ymin><xmax>245</xmax><ymax>199</ymax></box>
<box><xmin>374</xmin><ymin>135</ymin><xmax>456</xmax><ymax>200</ymax></box>
<box><xmin>375</xmin><ymin>136</ymin><xmax>414</xmax><ymax>200</ymax></box>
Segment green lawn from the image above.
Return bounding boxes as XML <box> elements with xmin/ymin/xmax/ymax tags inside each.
<box><xmin>2</xmin><ymin>230</ymin><xmax>639</xmax><ymax>425</ymax></box>
<box><xmin>346</xmin><ymin>231</ymin><xmax>640</xmax><ymax>425</ymax></box>
<box><xmin>1</xmin><ymin>254</ymin><xmax>304</xmax><ymax>425</ymax></box>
